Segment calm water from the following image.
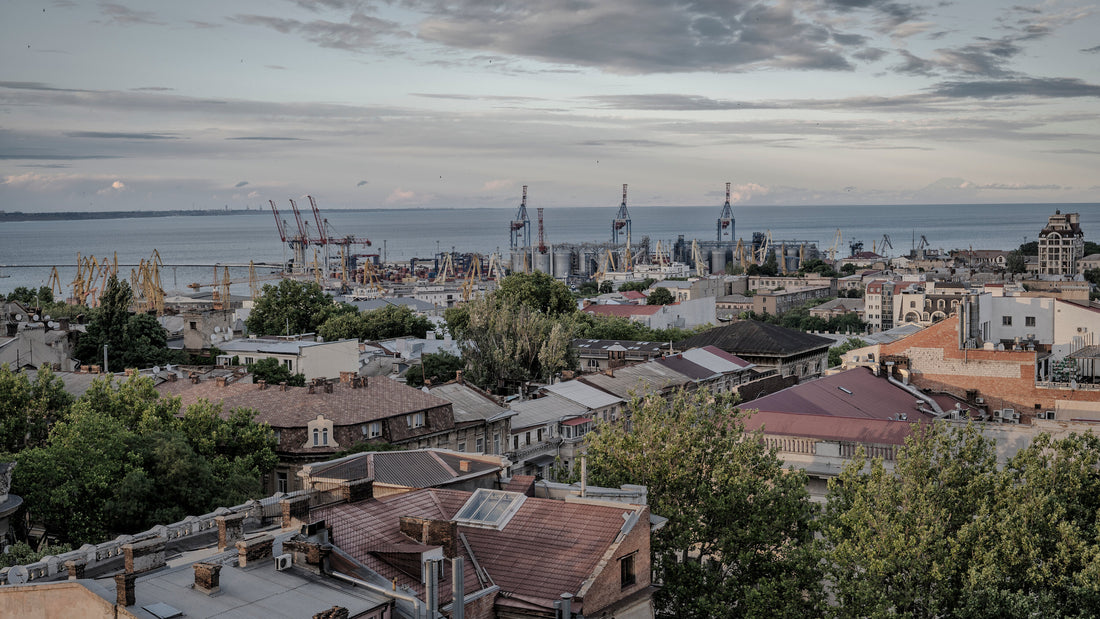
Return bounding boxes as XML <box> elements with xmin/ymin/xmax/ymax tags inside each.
<box><xmin>1</xmin><ymin>203</ymin><xmax>1097</xmax><ymax>295</ymax></box>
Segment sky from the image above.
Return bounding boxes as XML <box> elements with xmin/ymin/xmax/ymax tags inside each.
<box><xmin>1</xmin><ymin>0</ymin><xmax>1099</xmax><ymax>211</ymax></box>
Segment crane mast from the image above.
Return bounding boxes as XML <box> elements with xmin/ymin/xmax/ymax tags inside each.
<box><xmin>717</xmin><ymin>182</ymin><xmax>735</xmax><ymax>242</ymax></box>
<box><xmin>509</xmin><ymin>185</ymin><xmax>531</xmax><ymax>250</ymax></box>
<box><xmin>611</xmin><ymin>183</ymin><xmax>631</xmax><ymax>245</ymax></box>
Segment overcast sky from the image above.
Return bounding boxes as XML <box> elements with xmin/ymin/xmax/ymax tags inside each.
<box><xmin>2</xmin><ymin>0</ymin><xmax>1099</xmax><ymax>211</ymax></box>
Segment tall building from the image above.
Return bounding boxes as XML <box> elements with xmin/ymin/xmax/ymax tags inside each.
<box><xmin>1038</xmin><ymin>210</ymin><xmax>1084</xmax><ymax>277</ymax></box>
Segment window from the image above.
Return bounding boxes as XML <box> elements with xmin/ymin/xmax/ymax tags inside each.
<box><xmin>537</xmin><ymin>428</ymin><xmax>544</xmax><ymax>442</ymax></box>
<box><xmin>513</xmin><ymin>436</ymin><xmax>519</xmax><ymax>450</ymax></box>
<box><xmin>525</xmin><ymin>431</ymin><xmax>531</xmax><ymax>445</ymax></box>
<box><xmin>189</xmin><ymin>321</ymin><xmax>198</xmax><ymax>330</ymax></box>
<box><xmin>1002</xmin><ymin>316</ymin><xmax>1012</xmax><ymax>326</ymax></box>
<box><xmin>1025</xmin><ymin>316</ymin><xmax>1036</xmax><ymax>327</ymax></box>
<box><xmin>458</xmin><ymin>440</ymin><xmax>466</xmax><ymax>452</ymax></box>
<box><xmin>244</xmin><ymin>356</ymin><xmax>254</xmax><ymax>365</ymax></box>
<box><xmin>365</xmin><ymin>421</ymin><xmax>382</xmax><ymax>438</ymax></box>
<box><xmin>620</xmin><ymin>553</ymin><xmax>636</xmax><ymax>589</ymax></box>
<box><xmin>313</xmin><ymin>428</ymin><xmax>320</xmax><ymax>446</ymax></box>
<box><xmin>276</xmin><ymin>472</ymin><xmax>288</xmax><ymax>493</ymax></box>
<box><xmin>407</xmin><ymin>412</ymin><xmax>425</xmax><ymax>428</ymax></box>
<box><xmin>476</xmin><ymin>437</ymin><xmax>484</xmax><ymax>453</ymax></box>
<box><xmin>493</xmin><ymin>432</ymin><xmax>500</xmax><ymax>454</ymax></box>
<box><xmin>283</xmin><ymin>359</ymin><xmax>293</xmax><ymax>370</ymax></box>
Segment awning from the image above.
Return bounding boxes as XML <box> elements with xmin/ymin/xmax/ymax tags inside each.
<box><xmin>1067</xmin><ymin>346</ymin><xmax>1100</xmax><ymax>360</ymax></box>
<box><xmin>561</xmin><ymin>416</ymin><xmax>593</xmax><ymax>426</ymax></box>
<box><xmin>527</xmin><ymin>454</ymin><xmax>556</xmax><ymax>467</ymax></box>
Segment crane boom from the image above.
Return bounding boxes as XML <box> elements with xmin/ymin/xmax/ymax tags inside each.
<box><xmin>307</xmin><ymin>195</ymin><xmax>327</xmax><ymax>246</ymax></box>
<box><xmin>289</xmin><ymin>199</ymin><xmax>309</xmax><ymax>243</ymax></box>
<box><xmin>269</xmin><ymin>200</ymin><xmax>288</xmax><ymax>242</ymax></box>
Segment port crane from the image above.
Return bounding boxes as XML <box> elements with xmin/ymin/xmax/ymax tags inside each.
<box><xmin>755</xmin><ymin>231</ymin><xmax>771</xmax><ymax>266</ymax></box>
<box><xmin>827</xmin><ymin>229</ymin><xmax>842</xmax><ymax>263</ymax></box>
<box><xmin>509</xmin><ymin>186</ymin><xmax>531</xmax><ymax>250</ymax></box>
<box><xmin>611</xmin><ymin>184</ymin><xmax>631</xmax><ymax>245</ymax></box>
<box><xmin>717</xmin><ymin>182</ymin><xmax>734</xmax><ymax>242</ymax></box>
<box><xmin>462</xmin><ymin>254</ymin><xmax>482</xmax><ymax>302</ymax></box>
<box><xmin>692</xmin><ymin>239</ymin><xmax>708</xmax><ymax>276</ymax></box>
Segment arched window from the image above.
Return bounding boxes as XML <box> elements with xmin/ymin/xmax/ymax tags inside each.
<box><xmin>312</xmin><ymin>428</ymin><xmax>320</xmax><ymax>446</ymax></box>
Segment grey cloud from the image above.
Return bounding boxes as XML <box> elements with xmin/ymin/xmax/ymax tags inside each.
<box><xmin>578</xmin><ymin>139</ymin><xmax>676</xmax><ymax>148</ymax></box>
<box><xmin>230</xmin><ymin>11</ymin><xmax>406</xmax><ymax>51</ymax></box>
<box><xmin>100</xmin><ymin>3</ymin><xmax>163</xmax><ymax>26</ymax></box>
<box><xmin>188</xmin><ymin>20</ymin><xmax>220</xmax><ymax>29</ymax></box>
<box><xmin>1043</xmin><ymin>148</ymin><xmax>1100</xmax><ymax>154</ymax></box>
<box><xmin>131</xmin><ymin>87</ymin><xmax>174</xmax><ymax>92</ymax></box>
<box><xmin>978</xmin><ymin>183</ymin><xmax>1064</xmax><ymax>190</ymax></box>
<box><xmin>586</xmin><ymin>94</ymin><xmax>780</xmax><ymax>111</ymax></box>
<box><xmin>357</xmin><ymin>180</ymin><xmax>369</xmax><ymax>186</ymax></box>
<box><xmin>411</xmin><ymin>93</ymin><xmax>546</xmax><ymax>102</ymax></box>
<box><xmin>0</xmin><ymin>81</ymin><xmax>89</xmax><ymax>92</ymax></box>
<box><xmin>266</xmin><ymin>65</ymin><xmax>288</xmax><ymax>70</ymax></box>
<box><xmin>931</xmin><ymin>78</ymin><xmax>1100</xmax><ymax>99</ymax></box>
<box><xmin>235</xmin><ymin>181</ymin><xmax>249</xmax><ymax>188</ymax></box>
<box><xmin>412</xmin><ymin>0</ymin><xmax>855</xmax><ymax>73</ymax></box>
<box><xmin>1083</xmin><ymin>45</ymin><xmax>1100</xmax><ymax>53</ymax></box>
<box><xmin>225</xmin><ymin>136</ymin><xmax>305</xmax><ymax>141</ymax></box>
<box><xmin>824</xmin><ymin>0</ymin><xmax>926</xmax><ymax>32</ymax></box>
<box><xmin>0</xmin><ymin>153</ymin><xmax>120</xmax><ymax>160</ymax></box>
<box><xmin>832</xmin><ymin>32</ymin><xmax>870</xmax><ymax>46</ymax></box>
<box><xmin>65</xmin><ymin>131</ymin><xmax>178</xmax><ymax>139</ymax></box>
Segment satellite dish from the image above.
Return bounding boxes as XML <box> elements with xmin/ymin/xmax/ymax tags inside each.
<box><xmin>214</xmin><ymin>326</ymin><xmax>221</xmax><ymax>333</ymax></box>
<box><xmin>211</xmin><ymin>334</ymin><xmax>219</xmax><ymax>342</ymax></box>
<box><xmin>48</xmin><ymin>321</ymin><xmax>58</xmax><ymax>329</ymax></box>
<box><xmin>14</xmin><ymin>314</ymin><xmax>22</xmax><ymax>321</ymax></box>
<box><xmin>32</xmin><ymin>314</ymin><xmax>40</xmax><ymax>321</ymax></box>
<box><xmin>7</xmin><ymin>565</ymin><xmax>27</xmax><ymax>585</ymax></box>
<box><xmin>43</xmin><ymin>315</ymin><xmax>50</xmax><ymax>321</ymax></box>
<box><xmin>152</xmin><ymin>366</ymin><xmax>161</xmax><ymax>373</ymax></box>
<box><xmin>165</xmin><ymin>364</ymin><xmax>173</xmax><ymax>371</ymax></box>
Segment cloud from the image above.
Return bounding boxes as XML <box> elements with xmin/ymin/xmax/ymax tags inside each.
<box><xmin>65</xmin><ymin>131</ymin><xmax>179</xmax><ymax>139</ymax></box>
<box><xmin>100</xmin><ymin>3</ymin><xmax>163</xmax><ymax>26</ymax></box>
<box><xmin>413</xmin><ymin>0</ymin><xmax>858</xmax><ymax>73</ymax></box>
<box><xmin>356</xmin><ymin>180</ymin><xmax>369</xmax><ymax>187</ymax></box>
<box><xmin>230</xmin><ymin>11</ymin><xmax>406</xmax><ymax>51</ymax></box>
<box><xmin>385</xmin><ymin>188</ymin><xmax>418</xmax><ymax>204</ymax></box>
<box><xmin>248</xmin><ymin>191</ymin><xmax>261</xmax><ymax>198</ymax></box>
<box><xmin>225</xmin><ymin>136</ymin><xmax>304</xmax><ymax>140</ymax></box>
<box><xmin>131</xmin><ymin>86</ymin><xmax>175</xmax><ymax>92</ymax></box>
<box><xmin>0</xmin><ymin>153</ymin><xmax>120</xmax><ymax>160</ymax></box>
<box><xmin>0</xmin><ymin>80</ymin><xmax>89</xmax><ymax>92</ymax></box>
<box><xmin>728</xmin><ymin>183</ymin><xmax>769</xmax><ymax>203</ymax></box>
<box><xmin>480</xmin><ymin>179</ymin><xmax>512</xmax><ymax>192</ymax></box>
<box><xmin>930</xmin><ymin>78</ymin><xmax>1100</xmax><ymax>99</ymax></box>
<box><xmin>976</xmin><ymin>183</ymin><xmax>1065</xmax><ymax>190</ymax></box>
<box><xmin>97</xmin><ymin>180</ymin><xmax>127</xmax><ymax>195</ymax></box>
<box><xmin>266</xmin><ymin>65</ymin><xmax>288</xmax><ymax>70</ymax></box>
<box><xmin>235</xmin><ymin>181</ymin><xmax>249</xmax><ymax>188</ymax></box>
<box><xmin>1084</xmin><ymin>45</ymin><xmax>1100</xmax><ymax>53</ymax></box>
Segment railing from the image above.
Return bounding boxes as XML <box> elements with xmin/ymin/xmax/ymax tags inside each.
<box><xmin>1036</xmin><ymin>380</ymin><xmax>1100</xmax><ymax>391</ymax></box>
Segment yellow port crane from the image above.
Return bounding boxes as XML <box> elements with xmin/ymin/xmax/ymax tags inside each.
<box><xmin>130</xmin><ymin>250</ymin><xmax>165</xmax><ymax>314</ymax></box>
<box><xmin>462</xmin><ymin>254</ymin><xmax>483</xmax><ymax>302</ymax></box>
<box><xmin>828</xmin><ymin>229</ymin><xmax>842</xmax><ymax>263</ymax></box>
<box><xmin>691</xmin><ymin>239</ymin><xmax>708</xmax><ymax>276</ymax></box>
<box><xmin>435</xmin><ymin>253</ymin><xmax>455</xmax><ymax>284</ymax></box>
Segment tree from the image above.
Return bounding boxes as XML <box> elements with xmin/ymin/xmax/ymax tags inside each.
<box><xmin>577</xmin><ymin>280</ymin><xmax>598</xmax><ymax>296</ymax></box>
<box><xmin>248</xmin><ymin>357</ymin><xmax>305</xmax><ymax>387</ymax></box>
<box><xmin>1017</xmin><ymin>240</ymin><xmax>1039</xmax><ymax>255</ymax></box>
<box><xmin>246</xmin><ymin>279</ymin><xmax>351</xmax><ymax>336</ymax></box>
<box><xmin>619</xmin><ymin>278</ymin><xmax>656</xmax><ymax>293</ymax></box>
<box><xmin>4</xmin><ymin>286</ymin><xmax>54</xmax><ymax>307</ymax></box>
<box><xmin>1083</xmin><ymin>268</ymin><xmax>1100</xmax><ymax>287</ymax></box>
<box><xmin>0</xmin><ymin>364</ymin><xmax>72</xmax><ymax>452</ymax></box>
<box><xmin>405</xmin><ymin>351</ymin><xmax>465</xmax><ymax>386</ymax></box>
<box><xmin>598</xmin><ymin>280</ymin><xmax>614</xmax><ymax>294</ymax></box>
<box><xmin>646</xmin><ymin>287</ymin><xmax>676</xmax><ymax>305</ymax></box>
<box><xmin>74</xmin><ymin>275</ymin><xmax>180</xmax><ymax>370</ymax></box>
<box><xmin>839</xmin><ymin>263</ymin><xmax>858</xmax><ymax>276</ymax></box>
<box><xmin>456</xmin><ymin>294</ymin><xmax>576</xmax><ymax>393</ymax></box>
<box><xmin>318</xmin><ymin>304</ymin><xmax>434</xmax><ymax>341</ymax></box>
<box><xmin>587</xmin><ymin>390</ymin><xmax>823</xmax><ymax>617</ymax></box>
<box><xmin>828</xmin><ymin>337</ymin><xmax>867</xmax><ymax>367</ymax></box>
<box><xmin>495</xmin><ymin>271</ymin><xmax>576</xmax><ymax>315</ymax></box>
<box><xmin>1005</xmin><ymin>250</ymin><xmax>1027</xmax><ymax>274</ymax></box>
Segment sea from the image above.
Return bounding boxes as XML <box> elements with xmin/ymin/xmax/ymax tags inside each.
<box><xmin>1</xmin><ymin>203</ymin><xmax>1097</xmax><ymax>297</ymax></box>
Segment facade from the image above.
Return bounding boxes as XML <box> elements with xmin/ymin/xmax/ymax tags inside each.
<box><xmin>581</xmin><ymin>296</ymin><xmax>717</xmax><ymax>330</ymax></box>
<box><xmin>1077</xmin><ymin>253</ymin><xmax>1100</xmax><ymax>275</ymax></box>
<box><xmin>218</xmin><ymin>335</ymin><xmax>359</xmax><ymax>381</ymax></box>
<box><xmin>157</xmin><ymin>372</ymin><xmax>457</xmax><ymax>494</ymax></box>
<box><xmin>808</xmin><ymin>297</ymin><xmax>864</xmax><ymax>321</ymax></box>
<box><xmin>651</xmin><ymin>276</ymin><xmax>721</xmax><ymax>302</ymax></box>
<box><xmin>505</xmin><ymin>394</ymin><xmax>589</xmax><ymax>478</ymax></box>
<box><xmin>0</xmin><ymin>301</ymin><xmax>78</xmax><ymax>371</ymax></box>
<box><xmin>1037</xmin><ymin>210</ymin><xmax>1085</xmax><ymax>277</ymax></box>
<box><xmin>572</xmin><ymin>338</ymin><xmax>670</xmax><ymax>372</ymax></box>
<box><xmin>752</xmin><ymin>284</ymin><xmax>834</xmax><ymax>316</ymax></box>
<box><xmin>427</xmin><ymin>380</ymin><xmax>513</xmax><ymax>457</ymax></box>
<box><xmin>864</xmin><ymin>280</ymin><xmax>905</xmax><ymax>332</ymax></box>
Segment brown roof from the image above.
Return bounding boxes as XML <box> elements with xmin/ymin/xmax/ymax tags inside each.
<box><xmin>582</xmin><ymin>304</ymin><xmax>662</xmax><ymax>318</ymax></box>
<box><xmin>157</xmin><ymin>376</ymin><xmax>451</xmax><ymax>428</ymax></box>
<box><xmin>315</xmin><ymin>488</ymin><xmax>644</xmax><ymax>612</ymax></box>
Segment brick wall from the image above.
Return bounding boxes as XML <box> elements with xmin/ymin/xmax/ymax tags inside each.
<box><xmin>881</xmin><ymin>315</ymin><xmax>1100</xmax><ymax>415</ymax></box>
<box><xmin>579</xmin><ymin>506</ymin><xmax>652</xmax><ymax>615</ymax></box>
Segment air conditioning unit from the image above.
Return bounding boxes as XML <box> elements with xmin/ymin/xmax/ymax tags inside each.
<box><xmin>1044</xmin><ymin>411</ymin><xmax>1056</xmax><ymax>420</ymax></box>
<box><xmin>993</xmin><ymin>409</ymin><xmax>1003</xmax><ymax>419</ymax></box>
<box><xmin>975</xmin><ymin>397</ymin><xmax>985</xmax><ymax>404</ymax></box>
<box><xmin>274</xmin><ymin>554</ymin><xmax>292</xmax><ymax>571</ymax></box>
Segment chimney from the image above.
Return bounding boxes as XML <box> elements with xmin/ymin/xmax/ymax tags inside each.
<box><xmin>324</xmin><ymin>380</ymin><xmax>333</xmax><ymax>394</ymax></box>
<box><xmin>236</xmin><ymin>534</ymin><xmax>274</xmax><ymax>567</ymax></box>
<box><xmin>459</xmin><ymin>460</ymin><xmax>470</xmax><ymax>472</ymax></box>
<box><xmin>65</xmin><ymin>559</ymin><xmax>86</xmax><ymax>580</ymax></box>
<box><xmin>192</xmin><ymin>562</ymin><xmax>221</xmax><ymax>595</ymax></box>
<box><xmin>308</xmin><ymin>384</ymin><xmax>315</xmax><ymax>394</ymax></box>
<box><xmin>125</xmin><ymin>368</ymin><xmax>135</xmax><ymax>377</ymax></box>
<box><xmin>398</xmin><ymin>517</ymin><xmax>458</xmax><ymax>558</ymax></box>
<box><xmin>257</xmin><ymin>379</ymin><xmax>266</xmax><ymax>390</ymax></box>
<box><xmin>90</xmin><ymin>365</ymin><xmax>100</xmax><ymax>374</ymax></box>
<box><xmin>455</xmin><ymin>370</ymin><xmax>464</xmax><ymax>385</ymax></box>
<box><xmin>605</xmin><ymin>367</ymin><xmax>614</xmax><ymax>377</ymax></box>
<box><xmin>216</xmin><ymin>513</ymin><xmax>245</xmax><ymax>551</ymax></box>
<box><xmin>216</xmin><ymin>376</ymin><xmax>227</xmax><ymax>388</ymax></box>
<box><xmin>341</xmin><ymin>479</ymin><xmax>374</xmax><ymax>503</ymax></box>
<box><xmin>114</xmin><ymin>572</ymin><xmax>137</xmax><ymax>607</ymax></box>
<box><xmin>80</xmin><ymin>365</ymin><xmax>90</xmax><ymax>373</ymax></box>
<box><xmin>313</xmin><ymin>608</ymin><xmax>350</xmax><ymax>619</ymax></box>
<box><xmin>168</xmin><ymin>373</ymin><xmax>177</xmax><ymax>382</ymax></box>
<box><xmin>280</xmin><ymin>381</ymin><xmax>287</xmax><ymax>391</ymax></box>
<box><xmin>123</xmin><ymin>538</ymin><xmax>166</xmax><ymax>573</ymax></box>
<box><xmin>340</xmin><ymin>371</ymin><xmax>354</xmax><ymax>384</ymax></box>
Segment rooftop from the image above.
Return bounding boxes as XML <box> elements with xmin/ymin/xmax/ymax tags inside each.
<box><xmin>675</xmin><ymin>320</ymin><xmax>833</xmax><ymax>357</ymax></box>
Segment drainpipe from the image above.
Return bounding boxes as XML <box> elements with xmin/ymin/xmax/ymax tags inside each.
<box><xmin>887</xmin><ymin>374</ymin><xmax>944</xmax><ymax>415</ymax></box>
<box><xmin>329</xmin><ymin>571</ymin><xmax>425</xmax><ymax>619</ymax></box>
<box><xmin>451</xmin><ymin>557</ymin><xmax>464</xmax><ymax>619</ymax></box>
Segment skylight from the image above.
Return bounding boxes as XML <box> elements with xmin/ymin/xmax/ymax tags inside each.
<box><xmin>453</xmin><ymin>489</ymin><xmax>526</xmax><ymax>530</ymax></box>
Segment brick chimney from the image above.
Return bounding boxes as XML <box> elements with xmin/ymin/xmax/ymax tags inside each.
<box><xmin>114</xmin><ymin>572</ymin><xmax>136</xmax><ymax>607</ymax></box>
<box><xmin>90</xmin><ymin>365</ymin><xmax>100</xmax><ymax>374</ymax></box>
<box><xmin>324</xmin><ymin>380</ymin><xmax>333</xmax><ymax>394</ymax></box>
<box><xmin>216</xmin><ymin>513</ymin><xmax>245</xmax><ymax>551</ymax></box>
<box><xmin>459</xmin><ymin>460</ymin><xmax>470</xmax><ymax>472</ymax></box>
<box><xmin>192</xmin><ymin>562</ymin><xmax>221</xmax><ymax>595</ymax></box>
<box><xmin>65</xmin><ymin>559</ymin><xmax>86</xmax><ymax>580</ymax></box>
<box><xmin>216</xmin><ymin>376</ymin><xmax>227</xmax><ymax>388</ymax></box>
<box><xmin>236</xmin><ymin>534</ymin><xmax>274</xmax><ymax>567</ymax></box>
<box><xmin>257</xmin><ymin>379</ymin><xmax>266</xmax><ymax>390</ymax></box>
<box><xmin>308</xmin><ymin>384</ymin><xmax>316</xmax><ymax>394</ymax></box>
<box><xmin>168</xmin><ymin>373</ymin><xmax>177</xmax><ymax>382</ymax></box>
<box><xmin>280</xmin><ymin>495</ymin><xmax>311</xmax><ymax>529</ymax></box>
<box><xmin>313</xmin><ymin>607</ymin><xmax>350</xmax><ymax>619</ymax></box>
<box><xmin>398</xmin><ymin>516</ymin><xmax>458</xmax><ymax>558</ymax></box>
<box><xmin>123</xmin><ymin>537</ymin><xmax>166</xmax><ymax>573</ymax></box>
<box><xmin>281</xmin><ymin>539</ymin><xmax>332</xmax><ymax>575</ymax></box>
<box><xmin>455</xmin><ymin>370</ymin><xmax>464</xmax><ymax>385</ymax></box>
<box><xmin>339</xmin><ymin>371</ymin><xmax>354</xmax><ymax>384</ymax></box>
<box><xmin>280</xmin><ymin>381</ymin><xmax>287</xmax><ymax>391</ymax></box>
<box><xmin>340</xmin><ymin>478</ymin><xmax>374</xmax><ymax>503</ymax></box>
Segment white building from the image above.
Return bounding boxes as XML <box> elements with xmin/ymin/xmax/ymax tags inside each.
<box><xmin>218</xmin><ymin>336</ymin><xmax>359</xmax><ymax>380</ymax></box>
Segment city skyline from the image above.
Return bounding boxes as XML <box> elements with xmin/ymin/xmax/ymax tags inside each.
<box><xmin>2</xmin><ymin>0</ymin><xmax>1099</xmax><ymax>211</ymax></box>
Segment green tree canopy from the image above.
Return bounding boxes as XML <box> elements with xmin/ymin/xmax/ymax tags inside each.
<box><xmin>495</xmin><ymin>271</ymin><xmax>576</xmax><ymax>316</ymax></box>
<box><xmin>1017</xmin><ymin>240</ymin><xmax>1039</xmax><ymax>255</ymax></box>
<box><xmin>1005</xmin><ymin>250</ymin><xmax>1028</xmax><ymax>274</ymax></box>
<box><xmin>587</xmin><ymin>390</ymin><xmax>823</xmax><ymax>617</ymax></box>
<box><xmin>4</xmin><ymin>286</ymin><xmax>54</xmax><ymax>307</ymax></box>
<box><xmin>74</xmin><ymin>275</ymin><xmax>179</xmax><ymax>370</ymax></box>
<box><xmin>619</xmin><ymin>278</ymin><xmax>656</xmax><ymax>292</ymax></box>
<box><xmin>820</xmin><ymin>423</ymin><xmax>1100</xmax><ymax>618</ymax></box>
<box><xmin>598</xmin><ymin>280</ymin><xmax>614</xmax><ymax>294</ymax></box>
<box><xmin>0</xmin><ymin>364</ymin><xmax>72</xmax><ymax>452</ymax></box>
<box><xmin>318</xmin><ymin>304</ymin><xmax>434</xmax><ymax>341</ymax></box>
<box><xmin>405</xmin><ymin>351</ymin><xmax>465</xmax><ymax>387</ymax></box>
<box><xmin>646</xmin><ymin>287</ymin><xmax>676</xmax><ymax>305</ymax></box>
<box><xmin>248</xmin><ymin>357</ymin><xmax>305</xmax><ymax>387</ymax></box>
<box><xmin>245</xmin><ymin>279</ymin><xmax>352</xmax><ymax>336</ymax></box>
<box><xmin>828</xmin><ymin>337</ymin><xmax>868</xmax><ymax>367</ymax></box>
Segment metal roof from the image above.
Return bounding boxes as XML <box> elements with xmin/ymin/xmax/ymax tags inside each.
<box><xmin>508</xmin><ymin>394</ymin><xmax>588</xmax><ymax>429</ymax></box>
<box><xmin>429</xmin><ymin>382</ymin><xmax>511</xmax><ymax>424</ymax></box>
<box><xmin>543</xmin><ymin>380</ymin><xmax>624</xmax><ymax>410</ymax></box>
<box><xmin>679</xmin><ymin>346</ymin><xmax>754</xmax><ymax>374</ymax></box>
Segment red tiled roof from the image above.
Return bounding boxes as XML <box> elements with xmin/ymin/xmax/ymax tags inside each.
<box><xmin>157</xmin><ymin>376</ymin><xmax>450</xmax><ymax>428</ymax></box>
<box><xmin>582</xmin><ymin>304</ymin><xmax>662</xmax><ymax>318</ymax></box>
<box><xmin>315</xmin><ymin>488</ymin><xmax>643</xmax><ymax>610</ymax></box>
<box><xmin>620</xmin><ymin>290</ymin><xmax>647</xmax><ymax>300</ymax></box>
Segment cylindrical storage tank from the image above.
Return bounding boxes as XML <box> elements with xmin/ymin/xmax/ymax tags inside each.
<box><xmin>510</xmin><ymin>251</ymin><xmax>525</xmax><ymax>273</ymax></box>
<box><xmin>582</xmin><ymin>251</ymin><xmax>596</xmax><ymax>276</ymax></box>
<box><xmin>553</xmin><ymin>250</ymin><xmax>572</xmax><ymax>278</ymax></box>
<box><xmin>710</xmin><ymin>250</ymin><xmax>726</xmax><ymax>274</ymax></box>
<box><xmin>534</xmin><ymin>251</ymin><xmax>551</xmax><ymax>273</ymax></box>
